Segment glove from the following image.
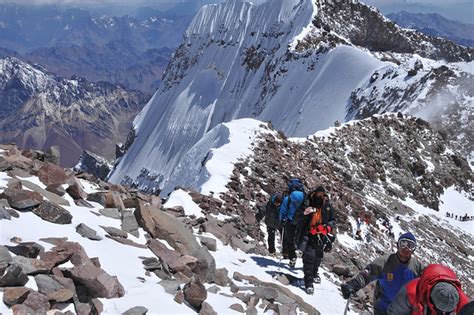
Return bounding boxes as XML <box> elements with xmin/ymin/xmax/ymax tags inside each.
<box><xmin>323</xmin><ymin>242</ymin><xmax>332</xmax><ymax>252</ymax></box>
<box><xmin>295</xmin><ymin>249</ymin><xmax>303</xmax><ymax>258</ymax></box>
<box><xmin>341</xmin><ymin>283</ymin><xmax>354</xmax><ymax>299</ymax></box>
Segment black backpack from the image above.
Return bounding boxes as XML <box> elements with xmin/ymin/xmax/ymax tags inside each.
<box><xmin>287</xmin><ymin>178</ymin><xmax>304</xmax><ymax>193</ymax></box>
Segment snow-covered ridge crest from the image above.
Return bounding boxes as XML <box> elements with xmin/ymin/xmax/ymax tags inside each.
<box><xmin>162</xmin><ymin>118</ymin><xmax>277</xmax><ymax>196</ymax></box>
<box><xmin>187</xmin><ymin>0</ymin><xmax>315</xmax><ymax>40</ymax></box>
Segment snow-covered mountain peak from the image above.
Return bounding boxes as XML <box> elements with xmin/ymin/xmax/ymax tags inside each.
<box><xmin>109</xmin><ymin>0</ymin><xmax>473</xmax><ymax>194</ymax></box>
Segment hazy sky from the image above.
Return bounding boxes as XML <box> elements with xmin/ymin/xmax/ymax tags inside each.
<box><xmin>0</xmin><ymin>0</ymin><xmax>472</xmax><ymax>22</ymax></box>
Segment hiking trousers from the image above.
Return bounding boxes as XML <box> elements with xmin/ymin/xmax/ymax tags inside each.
<box><xmin>302</xmin><ymin>239</ymin><xmax>324</xmax><ymax>287</ymax></box>
<box><xmin>282</xmin><ymin>221</ymin><xmax>297</xmax><ymax>260</ymax></box>
<box><xmin>267</xmin><ymin>226</ymin><xmax>282</xmax><ymax>254</ymax></box>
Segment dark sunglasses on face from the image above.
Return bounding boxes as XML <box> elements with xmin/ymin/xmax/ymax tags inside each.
<box><xmin>398</xmin><ymin>239</ymin><xmax>416</xmax><ymax>251</ymax></box>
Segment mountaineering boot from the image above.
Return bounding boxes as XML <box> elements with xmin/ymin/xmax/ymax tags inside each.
<box><xmin>289</xmin><ymin>258</ymin><xmax>297</xmax><ymax>268</ymax></box>
<box><xmin>314</xmin><ymin>273</ymin><xmax>321</xmax><ymax>284</ymax></box>
<box><xmin>305</xmin><ymin>286</ymin><xmax>314</xmax><ymax>295</ymax></box>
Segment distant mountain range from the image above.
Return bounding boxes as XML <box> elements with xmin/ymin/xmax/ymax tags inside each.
<box><xmin>0</xmin><ymin>4</ymin><xmax>193</xmax><ymax>94</ymax></box>
<box><xmin>0</xmin><ymin>56</ymin><xmax>147</xmax><ymax>167</ymax></box>
<box><xmin>387</xmin><ymin>11</ymin><xmax>474</xmax><ymax>47</ymax></box>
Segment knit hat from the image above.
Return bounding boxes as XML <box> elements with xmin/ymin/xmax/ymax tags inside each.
<box><xmin>430</xmin><ymin>282</ymin><xmax>459</xmax><ymax>312</ymax></box>
<box><xmin>398</xmin><ymin>232</ymin><xmax>416</xmax><ymax>244</ymax></box>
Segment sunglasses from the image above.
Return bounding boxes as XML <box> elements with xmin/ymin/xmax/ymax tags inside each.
<box><xmin>398</xmin><ymin>239</ymin><xmax>417</xmax><ymax>251</ymax></box>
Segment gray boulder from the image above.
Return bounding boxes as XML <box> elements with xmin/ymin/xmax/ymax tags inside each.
<box><xmin>76</xmin><ymin>223</ymin><xmax>102</xmax><ymax>241</ymax></box>
<box><xmin>183</xmin><ymin>277</ymin><xmax>207</xmax><ymax>310</ymax></box>
<box><xmin>34</xmin><ymin>274</ymin><xmax>75</xmax><ymax>302</ymax></box>
<box><xmin>45</xmin><ymin>146</ymin><xmax>60</xmax><ymax>165</ymax></box>
<box><xmin>5</xmin><ymin>242</ymin><xmax>44</xmax><ymax>258</ymax></box>
<box><xmin>0</xmin><ymin>265</ymin><xmax>28</xmax><ymax>287</ymax></box>
<box><xmin>122</xmin><ymin>306</ymin><xmax>149</xmax><ymax>315</ymax></box>
<box><xmin>136</xmin><ymin>201</ymin><xmax>215</xmax><ymax>282</ymax></box>
<box><xmin>68</xmin><ymin>264</ymin><xmax>125</xmax><ymax>298</ymax></box>
<box><xmin>0</xmin><ymin>188</ymin><xmax>43</xmax><ymax>210</ymax></box>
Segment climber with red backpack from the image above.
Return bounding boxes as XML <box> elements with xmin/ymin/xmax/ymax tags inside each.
<box><xmin>279</xmin><ymin>178</ymin><xmax>305</xmax><ymax>268</ymax></box>
<box><xmin>295</xmin><ymin>186</ymin><xmax>336</xmax><ymax>295</ymax></box>
<box><xmin>388</xmin><ymin>264</ymin><xmax>469</xmax><ymax>315</ymax></box>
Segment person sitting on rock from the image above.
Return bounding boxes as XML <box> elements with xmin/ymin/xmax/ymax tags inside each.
<box><xmin>341</xmin><ymin>232</ymin><xmax>424</xmax><ymax>315</ymax></box>
<box><xmin>256</xmin><ymin>192</ymin><xmax>283</xmax><ymax>257</ymax></box>
<box><xmin>295</xmin><ymin>186</ymin><xmax>335</xmax><ymax>295</ymax></box>
<box><xmin>388</xmin><ymin>264</ymin><xmax>469</xmax><ymax>315</ymax></box>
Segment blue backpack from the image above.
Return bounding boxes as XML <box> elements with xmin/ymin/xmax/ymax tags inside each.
<box><xmin>288</xmin><ymin>178</ymin><xmax>304</xmax><ymax>193</ymax></box>
<box><xmin>283</xmin><ymin>179</ymin><xmax>306</xmax><ymax>224</ymax></box>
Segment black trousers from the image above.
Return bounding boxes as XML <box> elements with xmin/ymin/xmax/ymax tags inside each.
<box><xmin>267</xmin><ymin>226</ymin><xmax>282</xmax><ymax>254</ymax></box>
<box><xmin>303</xmin><ymin>239</ymin><xmax>324</xmax><ymax>287</ymax></box>
<box><xmin>282</xmin><ymin>221</ymin><xmax>297</xmax><ymax>260</ymax></box>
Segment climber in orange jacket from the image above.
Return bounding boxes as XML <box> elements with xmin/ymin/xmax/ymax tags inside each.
<box><xmin>388</xmin><ymin>264</ymin><xmax>469</xmax><ymax>315</ymax></box>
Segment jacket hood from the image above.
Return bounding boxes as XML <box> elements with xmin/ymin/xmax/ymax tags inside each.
<box><xmin>416</xmin><ymin>264</ymin><xmax>463</xmax><ymax>312</ymax></box>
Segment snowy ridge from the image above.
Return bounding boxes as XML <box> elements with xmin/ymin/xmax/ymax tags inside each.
<box><xmin>229</xmin><ymin>113</ymin><xmax>473</xmax><ymax>299</ymax></box>
<box><xmin>161</xmin><ymin>119</ymin><xmax>277</xmax><ymax>196</ymax></box>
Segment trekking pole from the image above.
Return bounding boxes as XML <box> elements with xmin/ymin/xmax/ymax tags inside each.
<box><xmin>343</xmin><ymin>293</ymin><xmax>352</xmax><ymax>315</ymax></box>
<box><xmin>277</xmin><ymin>226</ymin><xmax>285</xmax><ymax>274</ymax></box>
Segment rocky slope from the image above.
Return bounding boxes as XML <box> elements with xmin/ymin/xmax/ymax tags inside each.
<box><xmin>1</xmin><ymin>113</ymin><xmax>472</xmax><ymax>313</ymax></box>
<box><xmin>183</xmin><ymin>113</ymin><xmax>474</xmax><ymax>311</ymax></box>
<box><xmin>347</xmin><ymin>57</ymin><xmax>474</xmax><ymax>162</ymax></box>
<box><xmin>311</xmin><ymin>0</ymin><xmax>472</xmax><ymax>61</ymax></box>
<box><xmin>0</xmin><ymin>144</ymin><xmax>215</xmax><ymax>314</ymax></box>
<box><xmin>0</xmin><ymin>57</ymin><xmax>147</xmax><ymax>167</ymax></box>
